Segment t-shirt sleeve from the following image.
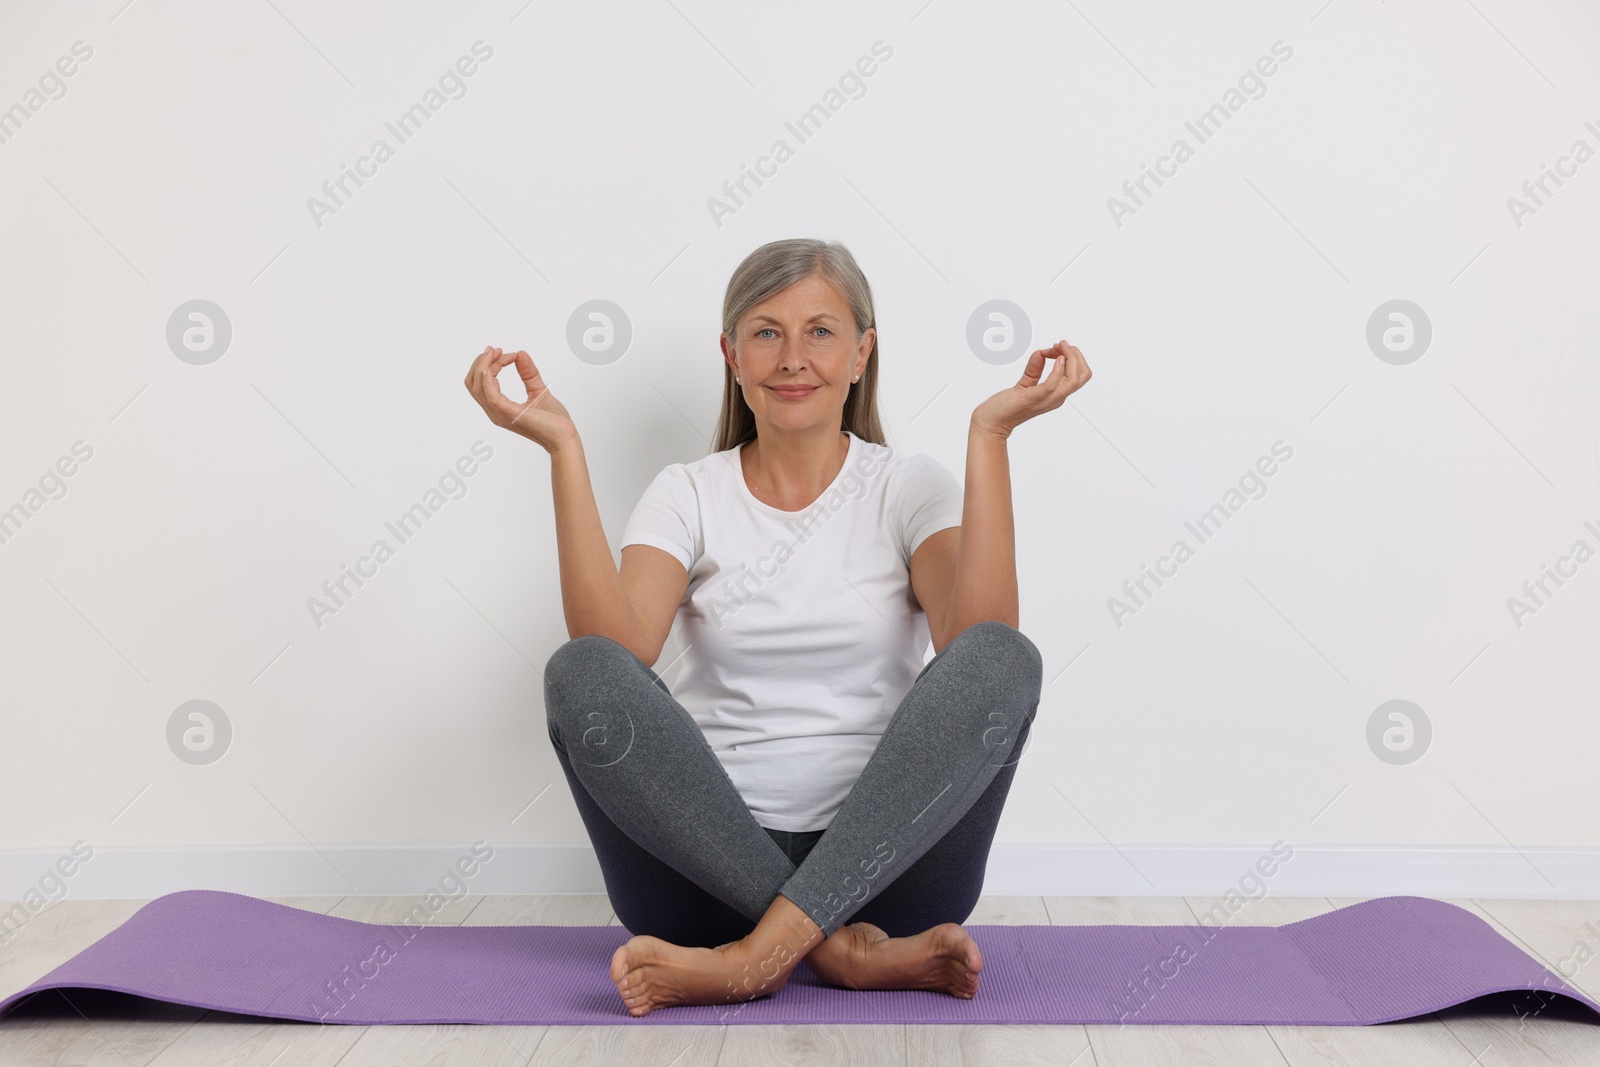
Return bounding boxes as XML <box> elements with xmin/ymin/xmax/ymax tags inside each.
<box><xmin>895</xmin><ymin>453</ymin><xmax>964</xmax><ymax>566</ymax></box>
<box><xmin>620</xmin><ymin>464</ymin><xmax>701</xmax><ymax>572</ymax></box>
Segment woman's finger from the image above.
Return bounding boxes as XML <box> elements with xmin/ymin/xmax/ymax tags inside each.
<box><xmin>463</xmin><ymin>345</ymin><xmax>489</xmax><ymax>390</ymax></box>
<box><xmin>1017</xmin><ymin>347</ymin><xmax>1047</xmax><ymax>388</ymax></box>
<box><xmin>493</xmin><ymin>346</ymin><xmax>522</xmax><ymax>378</ymax></box>
<box><xmin>1024</xmin><ymin>340</ymin><xmax>1062</xmax><ymax>398</ymax></box>
<box><xmin>1064</xmin><ymin>345</ymin><xmax>1089</xmax><ymax>391</ymax></box>
<box><xmin>472</xmin><ymin>353</ymin><xmax>497</xmax><ymax>400</ymax></box>
<box><xmin>464</xmin><ymin>345</ymin><xmax>497</xmax><ymax>393</ymax></box>
<box><xmin>513</xmin><ymin>351</ymin><xmax>540</xmax><ymax>391</ymax></box>
<box><xmin>474</xmin><ymin>349</ymin><xmax>516</xmax><ymax>410</ymax></box>
<box><xmin>1054</xmin><ymin>343</ymin><xmax>1079</xmax><ymax>391</ymax></box>
<box><xmin>1049</xmin><ymin>343</ymin><xmax>1084</xmax><ymax>394</ymax></box>
<box><xmin>1049</xmin><ymin>341</ymin><xmax>1071</xmax><ymax>378</ymax></box>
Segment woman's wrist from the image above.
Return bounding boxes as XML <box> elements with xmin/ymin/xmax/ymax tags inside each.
<box><xmin>969</xmin><ymin>416</ymin><xmax>1010</xmax><ymax>443</ymax></box>
<box><xmin>543</xmin><ymin>429</ymin><xmax>583</xmax><ymax>457</ymax></box>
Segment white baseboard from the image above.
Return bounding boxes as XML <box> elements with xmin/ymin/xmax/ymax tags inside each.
<box><xmin>982</xmin><ymin>844</ymin><xmax>1600</xmax><ymax>899</ymax></box>
<box><xmin>4</xmin><ymin>843</ymin><xmax>1600</xmax><ymax>902</ymax></box>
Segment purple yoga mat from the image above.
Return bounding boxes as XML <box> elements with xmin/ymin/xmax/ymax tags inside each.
<box><xmin>1</xmin><ymin>890</ymin><xmax>1596</xmax><ymax>1026</ymax></box>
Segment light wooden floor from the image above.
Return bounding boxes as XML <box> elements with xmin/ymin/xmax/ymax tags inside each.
<box><xmin>1</xmin><ymin>893</ymin><xmax>1598</xmax><ymax>1065</ymax></box>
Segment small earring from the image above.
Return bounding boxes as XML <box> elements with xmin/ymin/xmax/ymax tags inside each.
<box><xmin>735</xmin><ymin>376</ymin><xmax>740</xmax><ymax>382</ymax></box>
<box><xmin>852</xmin><ymin>375</ymin><xmax>859</xmax><ymax>382</ymax></box>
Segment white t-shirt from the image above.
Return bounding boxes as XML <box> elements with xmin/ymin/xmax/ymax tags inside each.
<box><xmin>619</xmin><ymin>429</ymin><xmax>965</xmax><ymax>832</ymax></box>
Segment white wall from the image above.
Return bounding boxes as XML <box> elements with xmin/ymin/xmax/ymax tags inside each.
<box><xmin>2</xmin><ymin>0</ymin><xmax>1598</xmax><ymax>900</ymax></box>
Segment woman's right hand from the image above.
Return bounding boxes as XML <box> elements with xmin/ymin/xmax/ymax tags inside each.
<box><xmin>464</xmin><ymin>346</ymin><xmax>579</xmax><ymax>454</ymax></box>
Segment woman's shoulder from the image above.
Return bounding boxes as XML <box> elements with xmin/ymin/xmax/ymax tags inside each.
<box><xmin>665</xmin><ymin>447</ymin><xmax>739</xmax><ymax>485</ymax></box>
<box><xmin>635</xmin><ymin>449</ymin><xmax>737</xmax><ymax>511</ymax></box>
<box><xmin>855</xmin><ymin>437</ymin><xmax>948</xmax><ymax>481</ymax></box>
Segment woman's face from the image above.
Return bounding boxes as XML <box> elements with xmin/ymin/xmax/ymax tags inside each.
<box><xmin>723</xmin><ymin>273</ymin><xmax>873</xmax><ymax>434</ymax></box>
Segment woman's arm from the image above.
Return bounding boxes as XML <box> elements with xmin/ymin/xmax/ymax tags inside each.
<box><xmin>943</xmin><ymin>423</ymin><xmax>1019</xmax><ymax>636</ymax></box>
<box><xmin>945</xmin><ymin>339</ymin><xmax>1092</xmax><ymax>637</ymax></box>
<box><xmin>548</xmin><ymin>437</ymin><xmax>647</xmax><ymax>647</ymax></box>
<box><xmin>464</xmin><ymin>345</ymin><xmax>654</xmax><ymax>658</ymax></box>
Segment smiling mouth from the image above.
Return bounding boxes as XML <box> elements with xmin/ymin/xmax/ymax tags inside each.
<box><xmin>769</xmin><ymin>385</ymin><xmax>818</xmax><ymax>396</ymax></box>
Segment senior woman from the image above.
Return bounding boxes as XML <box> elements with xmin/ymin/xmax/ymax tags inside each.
<box><xmin>464</xmin><ymin>238</ymin><xmax>1090</xmax><ymax>1016</ymax></box>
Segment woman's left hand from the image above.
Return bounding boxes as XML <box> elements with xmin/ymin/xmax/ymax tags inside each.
<box><xmin>971</xmin><ymin>340</ymin><xmax>1092</xmax><ymax>438</ymax></box>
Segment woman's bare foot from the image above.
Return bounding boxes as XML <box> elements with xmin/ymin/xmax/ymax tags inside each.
<box><xmin>606</xmin><ymin>937</ymin><xmax>776</xmax><ymax>1016</ymax></box>
<box><xmin>609</xmin><ymin>895</ymin><xmax>824</xmax><ymax>1017</ymax></box>
<box><xmin>805</xmin><ymin>920</ymin><xmax>983</xmax><ymax>997</ymax></box>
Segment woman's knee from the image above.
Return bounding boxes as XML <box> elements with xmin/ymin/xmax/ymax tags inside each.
<box><xmin>949</xmin><ymin>621</ymin><xmax>1043</xmax><ymax>699</ymax></box>
<box><xmin>544</xmin><ymin>634</ymin><xmax>634</xmax><ymax>728</ymax></box>
<box><xmin>546</xmin><ymin>632</ymin><xmax>633</xmax><ymax>678</ymax></box>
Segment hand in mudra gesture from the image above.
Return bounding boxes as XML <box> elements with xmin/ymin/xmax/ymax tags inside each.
<box><xmin>464</xmin><ymin>346</ymin><xmax>579</xmax><ymax>454</ymax></box>
<box><xmin>971</xmin><ymin>340</ymin><xmax>1092</xmax><ymax>439</ymax></box>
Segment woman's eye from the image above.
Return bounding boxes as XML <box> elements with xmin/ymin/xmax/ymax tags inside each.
<box><xmin>757</xmin><ymin>328</ymin><xmax>776</xmax><ymax>339</ymax></box>
<box><xmin>814</xmin><ymin>327</ymin><xmax>831</xmax><ymax>338</ymax></box>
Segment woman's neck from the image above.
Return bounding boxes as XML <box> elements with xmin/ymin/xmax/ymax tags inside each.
<box><xmin>740</xmin><ymin>429</ymin><xmax>849</xmax><ymax>511</ymax></box>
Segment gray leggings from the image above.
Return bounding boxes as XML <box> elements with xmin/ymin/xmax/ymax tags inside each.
<box><xmin>543</xmin><ymin>620</ymin><xmax>1043</xmax><ymax>942</ymax></box>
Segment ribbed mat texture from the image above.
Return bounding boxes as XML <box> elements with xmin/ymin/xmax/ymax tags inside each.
<box><xmin>2</xmin><ymin>891</ymin><xmax>1596</xmax><ymax>1025</ymax></box>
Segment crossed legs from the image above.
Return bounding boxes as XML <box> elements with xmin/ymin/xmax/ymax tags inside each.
<box><xmin>544</xmin><ymin>620</ymin><xmax>1043</xmax><ymax>1015</ymax></box>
